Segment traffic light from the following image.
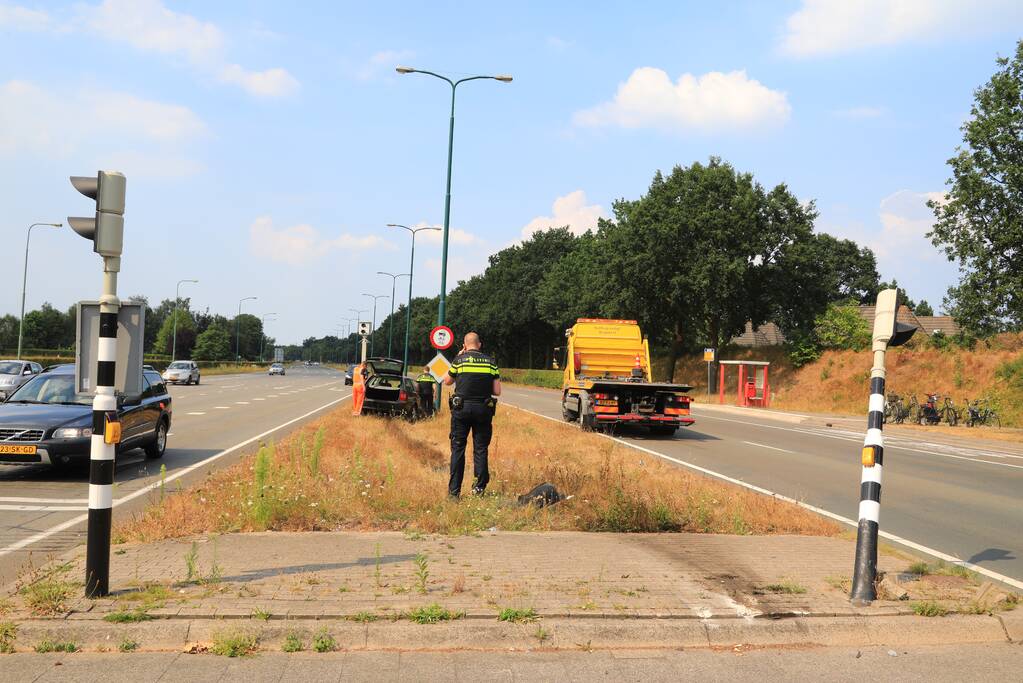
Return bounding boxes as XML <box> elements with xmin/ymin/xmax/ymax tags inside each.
<box><xmin>68</xmin><ymin>171</ymin><xmax>126</xmax><ymax>262</ymax></box>
<box><xmin>872</xmin><ymin>289</ymin><xmax>917</xmax><ymax>350</ymax></box>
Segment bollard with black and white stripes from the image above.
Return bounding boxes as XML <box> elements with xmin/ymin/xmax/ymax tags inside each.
<box><xmin>68</xmin><ymin>171</ymin><xmax>126</xmax><ymax>598</ymax></box>
<box><xmin>850</xmin><ymin>289</ymin><xmax>916</xmax><ymax>605</ymax></box>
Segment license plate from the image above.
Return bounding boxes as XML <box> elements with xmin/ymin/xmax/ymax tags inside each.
<box><xmin>0</xmin><ymin>444</ymin><xmax>37</xmax><ymax>455</ymax></box>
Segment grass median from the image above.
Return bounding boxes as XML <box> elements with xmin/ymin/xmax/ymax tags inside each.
<box><xmin>116</xmin><ymin>405</ymin><xmax>837</xmax><ymax>541</ymax></box>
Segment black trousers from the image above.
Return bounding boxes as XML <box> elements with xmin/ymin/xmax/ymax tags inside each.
<box><xmin>448</xmin><ymin>401</ymin><xmax>493</xmax><ymax>497</ymax></box>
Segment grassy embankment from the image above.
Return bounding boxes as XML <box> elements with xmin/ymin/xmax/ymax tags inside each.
<box><xmin>503</xmin><ymin>334</ymin><xmax>1023</xmax><ymax>429</ymax></box>
<box><xmin>116</xmin><ymin>405</ymin><xmax>836</xmax><ymax>542</ymax></box>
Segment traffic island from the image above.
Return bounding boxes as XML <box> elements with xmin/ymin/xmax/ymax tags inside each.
<box><xmin>0</xmin><ymin>407</ymin><xmax>1017</xmax><ymax>654</ymax></box>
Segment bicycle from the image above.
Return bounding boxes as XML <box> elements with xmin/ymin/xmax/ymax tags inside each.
<box><xmin>966</xmin><ymin>398</ymin><xmax>1000</xmax><ymax>428</ymax></box>
<box><xmin>907</xmin><ymin>395</ymin><xmax>921</xmax><ymax>425</ymax></box>
<box><xmin>940</xmin><ymin>396</ymin><xmax>960</xmax><ymax>427</ymax></box>
<box><xmin>885</xmin><ymin>393</ymin><xmax>909</xmax><ymax>424</ymax></box>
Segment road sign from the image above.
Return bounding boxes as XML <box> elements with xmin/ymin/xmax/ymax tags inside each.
<box><xmin>703</xmin><ymin>348</ymin><xmax>716</xmax><ymax>362</ymax></box>
<box><xmin>358</xmin><ymin>321</ymin><xmax>371</xmax><ymax>336</ymax></box>
<box><xmin>425</xmin><ymin>352</ymin><xmax>452</xmax><ymax>383</ymax></box>
<box><xmin>430</xmin><ymin>325</ymin><xmax>454</xmax><ymax>350</ymax></box>
<box><xmin>274</xmin><ymin>346</ymin><xmax>284</xmax><ymax>363</ymax></box>
<box><xmin>75</xmin><ymin>302</ymin><xmax>144</xmax><ymax>396</ymax></box>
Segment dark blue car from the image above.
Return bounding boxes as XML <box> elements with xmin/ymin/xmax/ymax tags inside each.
<box><xmin>0</xmin><ymin>364</ymin><xmax>172</xmax><ymax>468</ymax></box>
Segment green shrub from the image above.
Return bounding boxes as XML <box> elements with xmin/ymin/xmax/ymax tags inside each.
<box><xmin>815</xmin><ymin>304</ymin><xmax>871</xmax><ymax>351</ymax></box>
<box><xmin>0</xmin><ymin>621</ymin><xmax>16</xmax><ymax>653</ymax></box>
<box><xmin>282</xmin><ymin>632</ymin><xmax>303</xmax><ymax>653</ymax></box>
<box><xmin>211</xmin><ymin>629</ymin><xmax>259</xmax><ymax>657</ymax></box>
<box><xmin>312</xmin><ymin>628</ymin><xmax>337</xmax><ymax>653</ymax></box>
<box><xmin>34</xmin><ymin>639</ymin><xmax>78</xmax><ymax>653</ymax></box>
<box><xmin>103</xmin><ymin>609</ymin><xmax>152</xmax><ymax>623</ymax></box>
<box><xmin>118</xmin><ymin>637</ymin><xmax>139</xmax><ymax>653</ymax></box>
<box><xmin>406</xmin><ymin>604</ymin><xmax>463</xmax><ymax>624</ymax></box>
<box><xmin>497</xmin><ymin>607</ymin><xmax>538</xmax><ymax>623</ymax></box>
<box><xmin>912</xmin><ymin>601</ymin><xmax>948</xmax><ymax>617</ymax></box>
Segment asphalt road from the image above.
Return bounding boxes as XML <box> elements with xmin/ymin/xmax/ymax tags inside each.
<box><xmin>0</xmin><ymin>365</ymin><xmax>348</xmax><ymax>586</ymax></box>
<box><xmin>500</xmin><ymin>385</ymin><xmax>1023</xmax><ymax>586</ymax></box>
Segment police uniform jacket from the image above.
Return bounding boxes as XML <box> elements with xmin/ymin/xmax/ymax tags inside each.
<box><xmin>448</xmin><ymin>350</ymin><xmax>500</xmax><ymax>400</ymax></box>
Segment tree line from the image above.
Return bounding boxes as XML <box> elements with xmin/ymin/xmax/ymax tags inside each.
<box><xmin>1</xmin><ymin>297</ymin><xmax>273</xmax><ymax>362</ymax></box>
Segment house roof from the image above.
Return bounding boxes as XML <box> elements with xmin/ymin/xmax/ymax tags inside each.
<box><xmin>856</xmin><ymin>306</ymin><xmax>960</xmax><ymax>336</ymax></box>
<box><xmin>730</xmin><ymin>321</ymin><xmax>786</xmax><ymax>347</ymax></box>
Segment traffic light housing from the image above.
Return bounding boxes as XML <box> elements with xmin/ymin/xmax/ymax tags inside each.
<box><xmin>872</xmin><ymin>289</ymin><xmax>917</xmax><ymax>351</ymax></box>
<box><xmin>68</xmin><ymin>171</ymin><xmax>126</xmax><ymax>262</ymax></box>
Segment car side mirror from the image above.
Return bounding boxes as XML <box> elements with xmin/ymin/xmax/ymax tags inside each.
<box><xmin>23</xmin><ymin>369</ymin><xmax>32</xmax><ymax>375</ymax></box>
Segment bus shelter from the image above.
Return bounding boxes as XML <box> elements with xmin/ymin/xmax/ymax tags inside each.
<box><xmin>718</xmin><ymin>360</ymin><xmax>770</xmax><ymax>408</ymax></box>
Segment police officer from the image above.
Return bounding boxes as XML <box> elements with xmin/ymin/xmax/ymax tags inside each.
<box><xmin>415</xmin><ymin>366</ymin><xmax>435</xmax><ymax>417</ymax></box>
<box><xmin>443</xmin><ymin>332</ymin><xmax>501</xmax><ymax>498</ymax></box>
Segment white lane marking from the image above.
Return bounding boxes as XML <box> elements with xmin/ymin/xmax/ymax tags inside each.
<box><xmin>214</xmin><ymin>406</ymin><xmax>230</xmax><ymax>410</ymax></box>
<box><xmin>504</xmin><ymin>401</ymin><xmax>1023</xmax><ymax>592</ymax></box>
<box><xmin>0</xmin><ymin>393</ymin><xmax>352</xmax><ymax>558</ymax></box>
<box><xmin>742</xmin><ymin>440</ymin><xmax>795</xmax><ymax>454</ymax></box>
<box><xmin>252</xmin><ymin>398</ymin><xmax>265</xmax><ymax>401</ymax></box>
<box><xmin>268</xmin><ymin>395</ymin><xmax>278</xmax><ymax>398</ymax></box>
<box><xmin>167</xmin><ymin>433</ymin><xmax>174</xmax><ymax>437</ymax></box>
<box><xmin>219</xmin><ymin>384</ymin><xmax>241</xmax><ymax>389</ymax></box>
<box><xmin>186</xmin><ymin>412</ymin><xmax>206</xmax><ymax>416</ymax></box>
<box><xmin>697</xmin><ymin>413</ymin><xmax>1023</xmax><ymax>471</ymax></box>
<box><xmin>0</xmin><ymin>504</ymin><xmax>87</xmax><ymax>512</ymax></box>
<box><xmin>236</xmin><ymin>401</ymin><xmax>250</xmax><ymax>405</ymax></box>
<box><xmin>0</xmin><ymin>497</ymin><xmax>88</xmax><ymax>504</ymax></box>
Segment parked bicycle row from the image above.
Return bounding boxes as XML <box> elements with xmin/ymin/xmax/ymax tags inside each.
<box><xmin>883</xmin><ymin>393</ymin><xmax>1000</xmax><ymax>428</ymax></box>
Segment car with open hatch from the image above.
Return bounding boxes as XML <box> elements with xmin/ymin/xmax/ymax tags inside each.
<box><xmin>162</xmin><ymin>360</ymin><xmax>200</xmax><ymax>385</ymax></box>
<box><xmin>0</xmin><ymin>364</ymin><xmax>172</xmax><ymax>468</ymax></box>
<box><xmin>359</xmin><ymin>357</ymin><xmax>420</xmax><ymax>419</ymax></box>
<box><xmin>0</xmin><ymin>360</ymin><xmax>43</xmax><ymax>401</ymax></box>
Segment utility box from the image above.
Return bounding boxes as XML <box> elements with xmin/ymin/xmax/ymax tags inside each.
<box><xmin>75</xmin><ymin>302</ymin><xmax>145</xmax><ymax>397</ymax></box>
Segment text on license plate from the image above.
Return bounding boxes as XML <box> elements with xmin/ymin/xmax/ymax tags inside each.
<box><xmin>0</xmin><ymin>444</ymin><xmax>37</xmax><ymax>455</ymax></box>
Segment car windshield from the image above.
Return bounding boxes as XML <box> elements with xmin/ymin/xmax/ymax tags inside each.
<box><xmin>168</xmin><ymin>362</ymin><xmax>190</xmax><ymax>370</ymax></box>
<box><xmin>368</xmin><ymin>360</ymin><xmax>403</xmax><ymax>375</ymax></box>
<box><xmin>7</xmin><ymin>374</ymin><xmax>91</xmax><ymax>406</ymax></box>
<box><xmin>0</xmin><ymin>362</ymin><xmax>23</xmax><ymax>375</ymax></box>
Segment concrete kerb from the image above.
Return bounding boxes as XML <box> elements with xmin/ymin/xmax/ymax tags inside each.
<box><xmin>3</xmin><ymin>614</ymin><xmax>1013</xmax><ymax>653</ymax></box>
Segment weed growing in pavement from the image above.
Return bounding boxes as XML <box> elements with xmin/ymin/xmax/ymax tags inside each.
<box><xmin>534</xmin><ymin>625</ymin><xmax>550</xmax><ymax>646</ymax></box>
<box><xmin>912</xmin><ymin>601</ymin><xmax>948</xmax><ymax>617</ymax></box>
<box><xmin>497</xmin><ymin>607</ymin><xmax>538</xmax><ymax>623</ymax></box>
<box><xmin>0</xmin><ymin>621</ymin><xmax>17</xmax><ymax>653</ymax></box>
<box><xmin>119</xmin><ymin>637</ymin><xmax>140</xmax><ymax>653</ymax></box>
<box><xmin>34</xmin><ymin>639</ymin><xmax>78</xmax><ymax>653</ymax></box>
<box><xmin>282</xmin><ymin>632</ymin><xmax>303</xmax><ymax>652</ymax></box>
<box><xmin>0</xmin><ymin>598</ymin><xmax>12</xmax><ymax>616</ymax></box>
<box><xmin>451</xmin><ymin>574</ymin><xmax>466</xmax><ymax>594</ymax></box>
<box><xmin>116</xmin><ymin>582</ymin><xmax>172</xmax><ymax>610</ymax></box>
<box><xmin>347</xmin><ymin>611</ymin><xmax>378</xmax><ymax>623</ymax></box>
<box><xmin>251</xmin><ymin>607</ymin><xmax>271</xmax><ymax>621</ymax></box>
<box><xmin>414</xmin><ymin>553</ymin><xmax>430</xmax><ymax>594</ymax></box>
<box><xmin>374</xmin><ymin>543</ymin><xmax>382</xmax><ymax>588</ymax></box>
<box><xmin>211</xmin><ymin>629</ymin><xmax>259</xmax><ymax>657</ymax></box>
<box><xmin>312</xmin><ymin>627</ymin><xmax>337</xmax><ymax>653</ymax></box>
<box><xmin>760</xmin><ymin>580</ymin><xmax>808</xmax><ymax>595</ymax></box>
<box><xmin>406</xmin><ymin>604</ymin><xmax>464</xmax><ymax>624</ymax></box>
<box><xmin>103</xmin><ymin>609</ymin><xmax>152</xmax><ymax>623</ymax></box>
<box><xmin>115</xmin><ymin>406</ymin><xmax>839</xmax><ymax>540</ymax></box>
<box><xmin>21</xmin><ymin>575</ymin><xmax>75</xmax><ymax>616</ymax></box>
<box><xmin>184</xmin><ymin>542</ymin><xmax>199</xmax><ymax>582</ymax></box>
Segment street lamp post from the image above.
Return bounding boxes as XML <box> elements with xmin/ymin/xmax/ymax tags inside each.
<box><xmin>259</xmin><ymin>313</ymin><xmax>277</xmax><ymax>362</ymax></box>
<box><xmin>235</xmin><ymin>296</ymin><xmax>257</xmax><ymax>361</ymax></box>
<box><xmin>378</xmin><ymin>271</ymin><xmax>410</xmax><ymax>359</ymax></box>
<box><xmin>345</xmin><ymin>316</ymin><xmax>361</xmax><ymax>364</ymax></box>
<box><xmin>171</xmin><ymin>279</ymin><xmax>198</xmax><ymax>362</ymax></box>
<box><xmin>18</xmin><ymin>222</ymin><xmax>62</xmax><ymax>359</ymax></box>
<box><xmin>388</xmin><ymin>224</ymin><xmax>441</xmax><ymax>376</ymax></box>
<box><xmin>394</xmin><ymin>66</ymin><xmax>511</xmax><ymax>336</ymax></box>
<box><xmin>362</xmin><ymin>294</ymin><xmax>389</xmax><ymax>357</ymax></box>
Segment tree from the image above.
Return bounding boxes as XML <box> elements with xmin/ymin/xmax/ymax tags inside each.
<box><xmin>929</xmin><ymin>40</ymin><xmax>1023</xmax><ymax>335</ymax></box>
<box><xmin>914</xmin><ymin>300</ymin><xmax>934</xmax><ymax>317</ymax></box>
<box><xmin>22</xmin><ymin>303</ymin><xmax>72</xmax><ymax>350</ymax></box>
<box><xmin>878</xmin><ymin>279</ymin><xmax>917</xmax><ymax>312</ymax></box>
<box><xmin>155</xmin><ymin>309</ymin><xmax>197</xmax><ymax>357</ymax></box>
<box><xmin>192</xmin><ymin>323</ymin><xmax>231</xmax><ymax>361</ymax></box>
<box><xmin>815</xmin><ymin>303</ymin><xmax>871</xmax><ymax>351</ymax></box>
<box><xmin>0</xmin><ymin>314</ymin><xmax>18</xmax><ymax>350</ymax></box>
<box><xmin>232</xmin><ymin>313</ymin><xmax>263</xmax><ymax>360</ymax></box>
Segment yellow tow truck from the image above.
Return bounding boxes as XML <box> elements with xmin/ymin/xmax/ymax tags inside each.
<box><xmin>558</xmin><ymin>319</ymin><xmax>694</xmax><ymax>435</ymax></box>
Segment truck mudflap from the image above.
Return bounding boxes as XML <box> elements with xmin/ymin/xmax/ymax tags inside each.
<box><xmin>594</xmin><ymin>413</ymin><xmax>695</xmax><ymax>427</ymax></box>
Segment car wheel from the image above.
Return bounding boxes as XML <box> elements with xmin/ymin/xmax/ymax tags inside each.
<box><xmin>195</xmin><ymin>374</ymin><xmax>200</xmax><ymax>385</ymax></box>
<box><xmin>145</xmin><ymin>420</ymin><xmax>168</xmax><ymax>459</ymax></box>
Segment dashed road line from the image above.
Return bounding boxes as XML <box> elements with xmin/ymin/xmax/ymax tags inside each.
<box><xmin>186</xmin><ymin>412</ymin><xmax>206</xmax><ymax>416</ymax></box>
<box><xmin>743</xmin><ymin>441</ymin><xmax>795</xmax><ymax>454</ymax></box>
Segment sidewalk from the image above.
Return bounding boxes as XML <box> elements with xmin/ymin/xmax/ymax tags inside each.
<box><xmin>3</xmin><ymin>531</ymin><xmax>1019</xmax><ymax>653</ymax></box>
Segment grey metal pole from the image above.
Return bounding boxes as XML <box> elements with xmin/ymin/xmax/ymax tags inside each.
<box><xmin>387</xmin><ymin>225</ymin><xmax>440</xmax><ymax>377</ymax></box>
<box><xmin>362</xmin><ymin>294</ymin><xmax>388</xmax><ymax>357</ymax></box>
<box><xmin>259</xmin><ymin>314</ymin><xmax>276</xmax><ymax>362</ymax></box>
<box><xmin>171</xmin><ymin>279</ymin><xmax>198</xmax><ymax>362</ymax></box>
<box><xmin>18</xmin><ymin>222</ymin><xmax>61</xmax><ymax>359</ymax></box>
<box><xmin>235</xmin><ymin>296</ymin><xmax>257</xmax><ymax>361</ymax></box>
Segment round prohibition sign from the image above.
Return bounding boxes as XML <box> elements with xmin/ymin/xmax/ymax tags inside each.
<box><xmin>430</xmin><ymin>325</ymin><xmax>454</xmax><ymax>350</ymax></box>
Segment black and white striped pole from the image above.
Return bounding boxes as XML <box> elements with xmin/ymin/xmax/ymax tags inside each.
<box><xmin>850</xmin><ymin>288</ymin><xmax>916</xmax><ymax>605</ymax></box>
<box><xmin>69</xmin><ymin>171</ymin><xmax>126</xmax><ymax>598</ymax></box>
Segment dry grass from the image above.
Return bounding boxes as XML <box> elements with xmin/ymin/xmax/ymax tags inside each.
<box><xmin>115</xmin><ymin>405</ymin><xmax>838</xmax><ymax>542</ymax></box>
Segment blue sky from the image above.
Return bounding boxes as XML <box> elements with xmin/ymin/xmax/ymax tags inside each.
<box><xmin>2</xmin><ymin>1</ymin><xmax>1021</xmax><ymax>344</ymax></box>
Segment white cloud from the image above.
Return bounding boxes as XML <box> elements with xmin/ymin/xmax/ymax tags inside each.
<box><xmin>575</xmin><ymin>67</ymin><xmax>790</xmax><ymax>133</ymax></box>
<box><xmin>832</xmin><ymin>106</ymin><xmax>887</xmax><ymax>119</ymax></box>
<box><xmin>249</xmin><ymin>217</ymin><xmax>391</xmax><ymax>266</ymax></box>
<box><xmin>0</xmin><ymin>3</ymin><xmax>51</xmax><ymax>30</ymax></box>
<box><xmin>521</xmin><ymin>190</ymin><xmax>605</xmax><ymax>239</ymax></box>
<box><xmin>874</xmin><ymin>189</ymin><xmax>945</xmax><ymax>259</ymax></box>
<box><xmin>780</xmin><ymin>0</ymin><xmax>1023</xmax><ymax>58</ymax></box>
<box><xmin>355</xmin><ymin>49</ymin><xmax>415</xmax><ymax>81</ymax></box>
<box><xmin>415</xmin><ymin>224</ymin><xmax>483</xmax><ymax>246</ymax></box>
<box><xmin>71</xmin><ymin>0</ymin><xmax>298</xmax><ymax>97</ymax></box>
<box><xmin>546</xmin><ymin>36</ymin><xmax>572</xmax><ymax>50</ymax></box>
<box><xmin>0</xmin><ymin>80</ymin><xmax>206</xmax><ymax>161</ymax></box>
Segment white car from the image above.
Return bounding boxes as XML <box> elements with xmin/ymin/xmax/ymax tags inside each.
<box><xmin>0</xmin><ymin>360</ymin><xmax>42</xmax><ymax>400</ymax></box>
<box><xmin>269</xmin><ymin>363</ymin><xmax>286</xmax><ymax>376</ymax></box>
<box><xmin>162</xmin><ymin>360</ymin><xmax>201</xmax><ymax>385</ymax></box>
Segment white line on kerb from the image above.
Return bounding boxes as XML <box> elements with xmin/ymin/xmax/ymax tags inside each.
<box><xmin>505</xmin><ymin>401</ymin><xmax>1023</xmax><ymax>592</ymax></box>
<box><xmin>0</xmin><ymin>394</ymin><xmax>351</xmax><ymax>558</ymax></box>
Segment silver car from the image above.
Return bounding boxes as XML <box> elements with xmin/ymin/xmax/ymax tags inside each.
<box><xmin>0</xmin><ymin>360</ymin><xmax>42</xmax><ymax>400</ymax></box>
<box><xmin>162</xmin><ymin>360</ymin><xmax>201</xmax><ymax>385</ymax></box>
